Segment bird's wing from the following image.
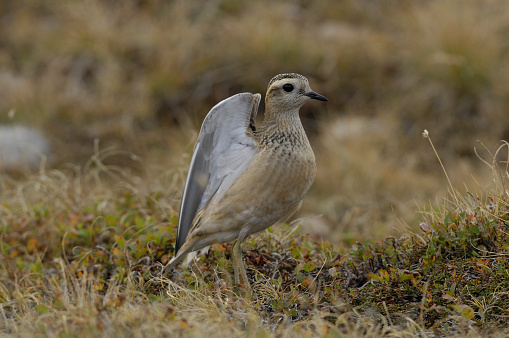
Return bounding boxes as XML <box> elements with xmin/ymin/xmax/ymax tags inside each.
<box><xmin>175</xmin><ymin>93</ymin><xmax>261</xmax><ymax>254</ymax></box>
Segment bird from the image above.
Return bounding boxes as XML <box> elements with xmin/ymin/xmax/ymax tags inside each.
<box><xmin>164</xmin><ymin>73</ymin><xmax>328</xmax><ymax>290</ymax></box>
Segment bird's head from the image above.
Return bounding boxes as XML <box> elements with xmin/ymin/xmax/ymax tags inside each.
<box><xmin>265</xmin><ymin>73</ymin><xmax>328</xmax><ymax>111</ymax></box>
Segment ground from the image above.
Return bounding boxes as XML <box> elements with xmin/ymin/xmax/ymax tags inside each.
<box><xmin>1</xmin><ymin>0</ymin><xmax>509</xmax><ymax>336</ymax></box>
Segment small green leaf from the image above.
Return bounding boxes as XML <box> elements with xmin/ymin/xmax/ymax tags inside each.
<box><xmin>450</xmin><ymin>282</ymin><xmax>456</xmax><ymax>294</ymax></box>
<box><xmin>35</xmin><ymin>304</ymin><xmax>48</xmax><ymax>314</ymax></box>
<box><xmin>291</xmin><ymin>247</ymin><xmax>300</xmax><ymax>258</ymax></box>
<box><xmin>451</xmin><ymin>305</ymin><xmax>475</xmax><ymax>320</ymax></box>
<box><xmin>399</xmin><ymin>274</ymin><xmax>414</xmax><ymax>282</ymax></box>
<box><xmin>302</xmin><ymin>262</ymin><xmax>316</xmax><ymax>272</ymax></box>
<box><xmin>368</xmin><ymin>273</ymin><xmax>380</xmax><ymax>282</ymax></box>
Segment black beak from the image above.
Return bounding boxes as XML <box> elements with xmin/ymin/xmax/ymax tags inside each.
<box><xmin>305</xmin><ymin>91</ymin><xmax>328</xmax><ymax>102</ymax></box>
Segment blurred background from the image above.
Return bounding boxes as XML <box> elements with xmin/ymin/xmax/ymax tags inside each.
<box><xmin>1</xmin><ymin>0</ymin><xmax>508</xmax><ymax>245</ymax></box>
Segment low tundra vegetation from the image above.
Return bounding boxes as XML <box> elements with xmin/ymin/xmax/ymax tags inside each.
<box><xmin>1</xmin><ymin>143</ymin><xmax>509</xmax><ymax>336</ymax></box>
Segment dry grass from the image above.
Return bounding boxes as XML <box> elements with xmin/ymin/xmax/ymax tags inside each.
<box><xmin>1</xmin><ymin>144</ymin><xmax>508</xmax><ymax>336</ymax></box>
<box><xmin>1</xmin><ymin>0</ymin><xmax>509</xmax><ymax>335</ymax></box>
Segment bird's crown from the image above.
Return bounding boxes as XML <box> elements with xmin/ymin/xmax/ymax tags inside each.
<box><xmin>268</xmin><ymin>73</ymin><xmax>308</xmax><ymax>87</ymax></box>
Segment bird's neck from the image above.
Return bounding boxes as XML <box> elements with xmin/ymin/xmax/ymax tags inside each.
<box><xmin>256</xmin><ymin>105</ymin><xmax>310</xmax><ymax>147</ymax></box>
<box><xmin>258</xmin><ymin>105</ymin><xmax>303</xmax><ymax>133</ymax></box>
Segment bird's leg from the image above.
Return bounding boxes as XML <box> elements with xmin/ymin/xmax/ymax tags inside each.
<box><xmin>232</xmin><ymin>239</ymin><xmax>251</xmax><ymax>293</ymax></box>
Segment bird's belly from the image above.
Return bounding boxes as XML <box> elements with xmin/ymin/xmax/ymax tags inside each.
<box><xmin>206</xmin><ymin>148</ymin><xmax>316</xmax><ymax>235</ymax></box>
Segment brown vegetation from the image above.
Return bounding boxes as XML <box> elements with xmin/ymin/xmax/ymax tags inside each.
<box><xmin>1</xmin><ymin>0</ymin><xmax>509</xmax><ymax>336</ymax></box>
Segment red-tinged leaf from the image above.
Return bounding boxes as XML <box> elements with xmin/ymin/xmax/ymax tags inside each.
<box><xmin>301</xmin><ymin>278</ymin><xmax>311</xmax><ymax>288</ymax></box>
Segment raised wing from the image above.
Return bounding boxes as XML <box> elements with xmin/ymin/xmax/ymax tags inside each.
<box><xmin>175</xmin><ymin>93</ymin><xmax>261</xmax><ymax>254</ymax></box>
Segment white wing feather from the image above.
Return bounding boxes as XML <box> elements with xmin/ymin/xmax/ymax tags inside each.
<box><xmin>175</xmin><ymin>93</ymin><xmax>261</xmax><ymax>253</ymax></box>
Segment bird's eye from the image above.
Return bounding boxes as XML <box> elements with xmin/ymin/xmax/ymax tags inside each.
<box><xmin>282</xmin><ymin>83</ymin><xmax>294</xmax><ymax>92</ymax></box>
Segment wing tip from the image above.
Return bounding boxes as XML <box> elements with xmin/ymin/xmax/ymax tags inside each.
<box><xmin>203</xmin><ymin>92</ymin><xmax>261</xmax><ymax>128</ymax></box>
<box><xmin>252</xmin><ymin>93</ymin><xmax>261</xmax><ymax>105</ymax></box>
<box><xmin>250</xmin><ymin>94</ymin><xmax>261</xmax><ymax>127</ymax></box>
<box><xmin>212</xmin><ymin>92</ymin><xmax>259</xmax><ymax>109</ymax></box>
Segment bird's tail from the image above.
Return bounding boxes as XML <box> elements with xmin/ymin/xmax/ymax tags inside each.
<box><xmin>163</xmin><ymin>252</ymin><xmax>186</xmax><ymax>275</ymax></box>
<box><xmin>162</xmin><ymin>237</ymin><xmax>200</xmax><ymax>275</ymax></box>
<box><xmin>163</xmin><ymin>245</ymin><xmax>211</xmax><ymax>275</ymax></box>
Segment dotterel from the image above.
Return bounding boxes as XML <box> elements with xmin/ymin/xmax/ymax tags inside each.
<box><xmin>164</xmin><ymin>73</ymin><xmax>328</xmax><ymax>290</ymax></box>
